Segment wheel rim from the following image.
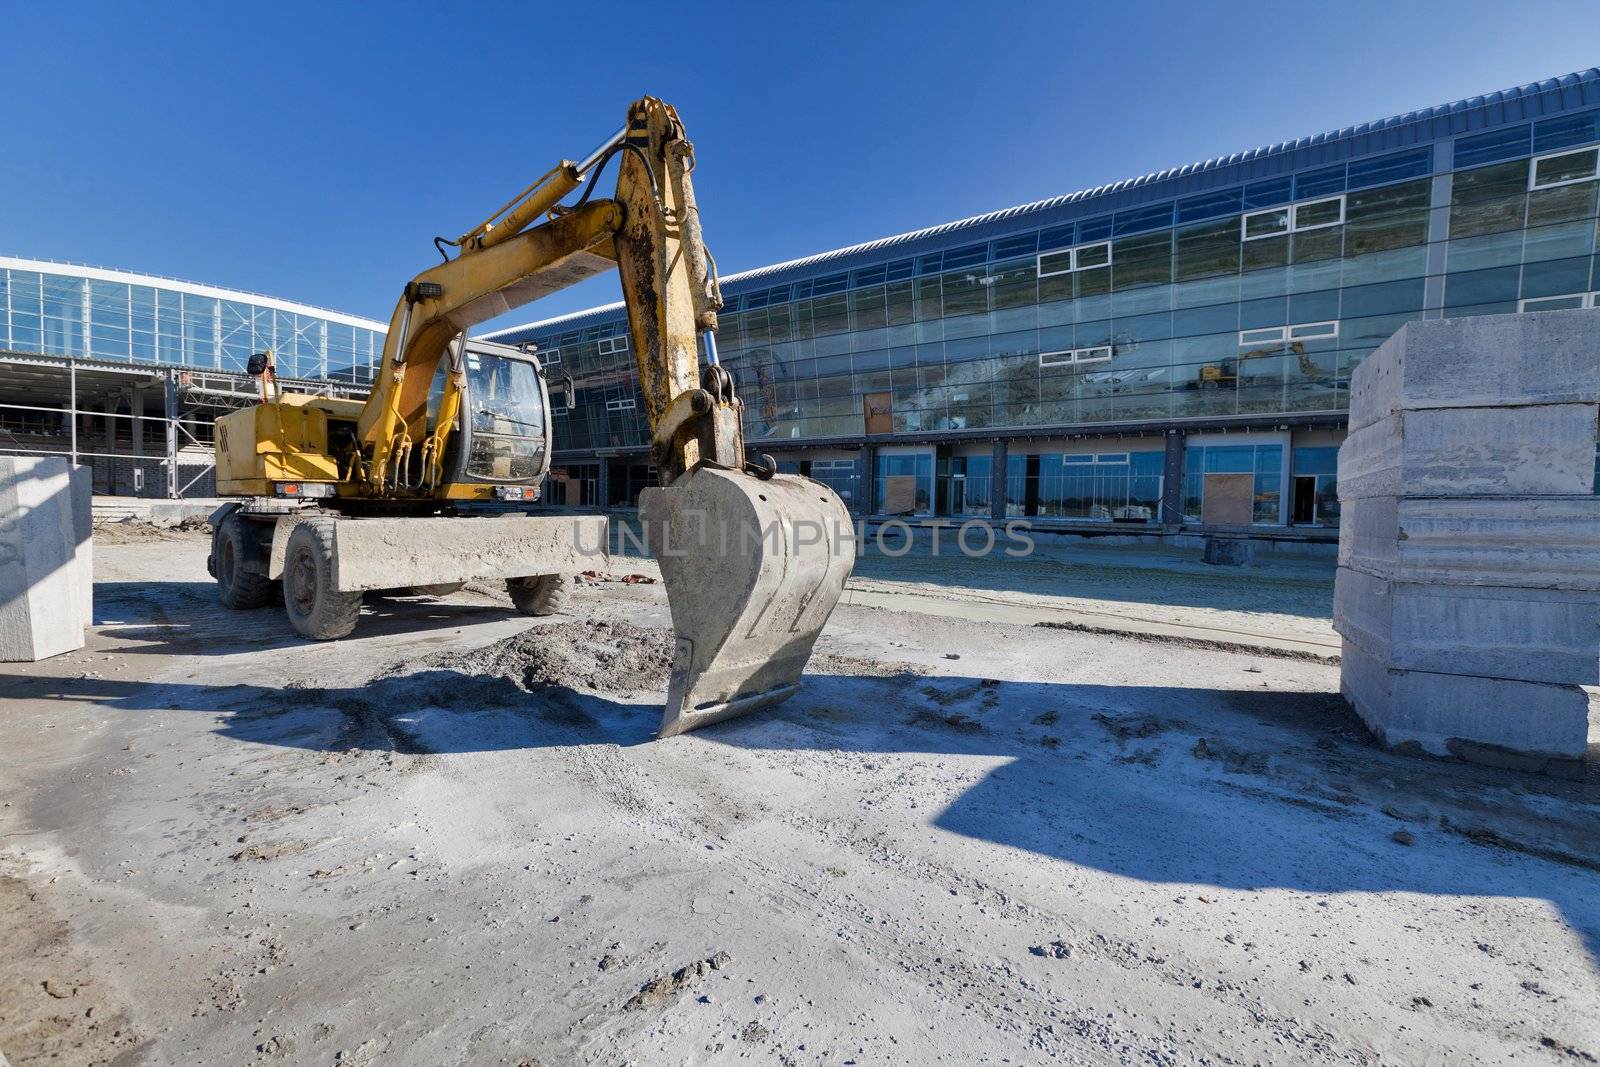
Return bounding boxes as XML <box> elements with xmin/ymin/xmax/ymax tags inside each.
<box><xmin>288</xmin><ymin>549</ymin><xmax>317</xmax><ymax>615</ymax></box>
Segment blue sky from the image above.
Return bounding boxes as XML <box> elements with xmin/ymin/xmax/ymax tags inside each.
<box><xmin>2</xmin><ymin>2</ymin><xmax>1597</xmax><ymax>332</ymax></box>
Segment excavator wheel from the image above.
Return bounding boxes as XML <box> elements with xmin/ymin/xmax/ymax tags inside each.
<box><xmin>212</xmin><ymin>510</ymin><xmax>274</xmax><ymax>610</ymax></box>
<box><xmin>282</xmin><ymin>519</ymin><xmax>362</xmax><ymax>640</ymax></box>
<box><xmin>506</xmin><ymin>573</ymin><xmax>572</xmax><ymax>617</ymax></box>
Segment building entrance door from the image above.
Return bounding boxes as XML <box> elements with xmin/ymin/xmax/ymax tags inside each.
<box><xmin>1291</xmin><ymin>476</ymin><xmax>1317</xmax><ymax>523</ymax></box>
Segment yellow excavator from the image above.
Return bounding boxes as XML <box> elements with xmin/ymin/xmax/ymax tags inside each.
<box><xmin>208</xmin><ymin>97</ymin><xmax>855</xmax><ymax>737</ymax></box>
<box><xmin>1195</xmin><ymin>341</ymin><xmax>1328</xmax><ymax>389</ymax></box>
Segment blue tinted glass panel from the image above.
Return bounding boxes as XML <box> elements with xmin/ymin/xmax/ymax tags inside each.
<box><xmin>916</xmin><ymin>255</ymin><xmax>942</xmax><ymax>275</ymax></box>
<box><xmin>852</xmin><ymin>265</ymin><xmax>886</xmax><ymax>287</ymax></box>
<box><xmin>1455</xmin><ymin>124</ymin><xmax>1532</xmax><ymax>168</ymax></box>
<box><xmin>885</xmin><ymin>259</ymin><xmax>914</xmax><ymax>281</ymax></box>
<box><xmin>1347</xmin><ymin>148</ymin><xmax>1432</xmax><ymax>189</ymax></box>
<box><xmin>813</xmin><ymin>273</ymin><xmax>848</xmax><ymax>295</ymax></box>
<box><xmin>1177</xmin><ymin>188</ymin><xmax>1242</xmax><ymax>223</ymax></box>
<box><xmin>744</xmin><ymin>290</ymin><xmax>769</xmax><ymax>308</ymax></box>
<box><xmin>1243</xmin><ymin>177</ymin><xmax>1293</xmax><ymax>209</ymax></box>
<box><xmin>1295</xmin><ymin>166</ymin><xmax>1346</xmax><ymax>198</ymax></box>
<box><xmin>942</xmin><ymin>244</ymin><xmax>987</xmax><ymax>268</ymax></box>
<box><xmin>992</xmin><ymin>234</ymin><xmax>1038</xmax><ymax>259</ymax></box>
<box><xmin>1039</xmin><ymin>224</ymin><xmax>1075</xmax><ymax>250</ymax></box>
<box><xmin>1078</xmin><ymin>216</ymin><xmax>1113</xmax><ymax>242</ymax></box>
<box><xmin>1533</xmin><ymin>109</ymin><xmax>1600</xmax><ymax>153</ymax></box>
<box><xmin>1113</xmin><ymin>202</ymin><xmax>1174</xmax><ymax>236</ymax></box>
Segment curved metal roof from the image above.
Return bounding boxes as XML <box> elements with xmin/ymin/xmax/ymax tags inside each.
<box><xmin>0</xmin><ymin>255</ymin><xmax>389</xmax><ymax>332</ymax></box>
<box><xmin>482</xmin><ymin>68</ymin><xmax>1600</xmax><ymax>341</ymax></box>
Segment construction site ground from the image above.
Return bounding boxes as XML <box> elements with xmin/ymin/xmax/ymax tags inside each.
<box><xmin>2</xmin><ymin>523</ymin><xmax>1597</xmax><ymax>1065</ymax></box>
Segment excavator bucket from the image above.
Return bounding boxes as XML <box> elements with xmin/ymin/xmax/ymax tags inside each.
<box><xmin>640</xmin><ymin>466</ymin><xmax>855</xmax><ymax>738</ymax></box>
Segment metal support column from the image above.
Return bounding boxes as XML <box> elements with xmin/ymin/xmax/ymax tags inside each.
<box><xmin>1421</xmin><ymin>140</ymin><xmax>1454</xmax><ymax>321</ymax></box>
<box><xmin>132</xmin><ymin>385</ymin><xmax>145</xmax><ymax>457</ymax></box>
<box><xmin>989</xmin><ymin>437</ymin><xmax>1008</xmax><ymax>522</ymax></box>
<box><xmin>596</xmin><ymin>457</ymin><xmax>612</xmax><ymax>509</ymax></box>
<box><xmin>859</xmin><ymin>443</ymin><xmax>877</xmax><ymax>516</ymax></box>
<box><xmin>163</xmin><ymin>370</ymin><xmax>179</xmax><ymax>499</ymax></box>
<box><xmin>1160</xmin><ymin>429</ymin><xmax>1186</xmax><ymax>530</ymax></box>
<box><xmin>68</xmin><ymin>359</ymin><xmax>78</xmax><ymax>466</ymax></box>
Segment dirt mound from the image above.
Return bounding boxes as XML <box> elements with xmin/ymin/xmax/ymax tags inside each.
<box><xmin>420</xmin><ymin>618</ymin><xmax>676</xmax><ymax>695</ymax></box>
<box><xmin>95</xmin><ymin>516</ymin><xmax>212</xmax><ymax>542</ymax></box>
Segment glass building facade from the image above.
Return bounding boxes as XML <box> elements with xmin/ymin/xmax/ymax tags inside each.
<box><xmin>490</xmin><ymin>70</ymin><xmax>1600</xmax><ymax>527</ymax></box>
<box><xmin>0</xmin><ymin>257</ymin><xmax>387</xmax><ymax>383</ymax></box>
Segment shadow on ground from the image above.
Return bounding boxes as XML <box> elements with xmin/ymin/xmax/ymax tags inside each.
<box><xmin>13</xmin><ymin>573</ymin><xmax>1595</xmax><ymax>962</ymax></box>
<box><xmin>92</xmin><ymin>581</ymin><xmax>523</xmax><ymax>656</ymax></box>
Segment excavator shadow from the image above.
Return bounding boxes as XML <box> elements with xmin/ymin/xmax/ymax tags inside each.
<box><xmin>91</xmin><ymin>580</ymin><xmax>533</xmax><ymax>657</ymax></box>
<box><xmin>8</xmin><ymin>654</ymin><xmax>1598</xmax><ymax>963</ymax></box>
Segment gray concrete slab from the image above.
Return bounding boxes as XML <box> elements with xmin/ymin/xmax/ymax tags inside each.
<box><xmin>1337</xmin><ymin>496</ymin><xmax>1600</xmax><ymax>591</ymax></box>
<box><xmin>1340</xmin><ymin>636</ymin><xmax>1589</xmax><ymax>769</ymax></box>
<box><xmin>1334</xmin><ymin>567</ymin><xmax>1600</xmax><ymax>685</ymax></box>
<box><xmin>1349</xmin><ymin>311</ymin><xmax>1600</xmax><ymax>431</ymax></box>
<box><xmin>1337</xmin><ymin>403</ymin><xmax>1598</xmax><ymax>500</ymax></box>
<box><xmin>0</xmin><ymin>457</ymin><xmax>90</xmax><ymax>661</ymax></box>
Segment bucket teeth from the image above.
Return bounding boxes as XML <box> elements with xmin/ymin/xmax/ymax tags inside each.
<box><xmin>640</xmin><ymin>467</ymin><xmax>855</xmax><ymax>738</ymax></box>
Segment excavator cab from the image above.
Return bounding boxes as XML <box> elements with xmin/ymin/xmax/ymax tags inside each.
<box><xmin>428</xmin><ymin>341</ymin><xmax>553</xmax><ymax>489</ymax></box>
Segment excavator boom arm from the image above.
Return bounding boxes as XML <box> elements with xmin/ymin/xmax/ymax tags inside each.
<box><xmin>348</xmin><ymin>97</ymin><xmax>853</xmax><ymax>738</ymax></box>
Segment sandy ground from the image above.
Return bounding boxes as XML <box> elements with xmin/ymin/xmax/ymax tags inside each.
<box><xmin>2</xmin><ymin>526</ymin><xmax>1598</xmax><ymax>1065</ymax></box>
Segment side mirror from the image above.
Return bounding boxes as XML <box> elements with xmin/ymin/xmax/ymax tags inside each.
<box><xmin>246</xmin><ymin>352</ymin><xmax>270</xmax><ymax>377</ymax></box>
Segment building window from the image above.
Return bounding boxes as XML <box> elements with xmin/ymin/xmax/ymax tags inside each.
<box><xmin>1038</xmin><ymin>450</ymin><xmax>1164</xmax><ymax>522</ymax></box>
<box><xmin>1520</xmin><ymin>293</ymin><xmax>1600</xmax><ymax>311</ymax></box>
<box><xmin>1241</xmin><ymin>195</ymin><xmax>1345</xmax><ymax>240</ymax></box>
<box><xmin>597</xmin><ymin>335</ymin><xmax>629</xmax><ymax>355</ymax></box>
<box><xmin>539</xmin><ymin>346</ymin><xmax>560</xmax><ymax>364</ymax></box>
<box><xmin>1529</xmin><ymin>147</ymin><xmax>1599</xmax><ymax>191</ymax></box>
<box><xmin>1039</xmin><ymin>345</ymin><xmax>1113</xmax><ymax>366</ymax></box>
<box><xmin>1237</xmin><ymin>321</ymin><xmax>1339</xmax><ymax>346</ymax></box>
<box><xmin>605</xmin><ymin>397</ymin><xmax>636</xmax><ymax>412</ymax></box>
<box><xmin>1036</xmin><ymin>241</ymin><xmax>1112</xmax><ymax>277</ymax></box>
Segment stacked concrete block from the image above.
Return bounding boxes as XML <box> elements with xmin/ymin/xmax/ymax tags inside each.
<box><xmin>1335</xmin><ymin>312</ymin><xmax>1600</xmax><ymax>775</ymax></box>
<box><xmin>0</xmin><ymin>457</ymin><xmax>93</xmax><ymax>661</ymax></box>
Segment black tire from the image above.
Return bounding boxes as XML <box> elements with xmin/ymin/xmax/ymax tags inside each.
<box><xmin>212</xmin><ymin>511</ymin><xmax>273</xmax><ymax>609</ymax></box>
<box><xmin>282</xmin><ymin>519</ymin><xmax>362</xmax><ymax>640</ymax></box>
<box><xmin>506</xmin><ymin>573</ymin><xmax>572</xmax><ymax>617</ymax></box>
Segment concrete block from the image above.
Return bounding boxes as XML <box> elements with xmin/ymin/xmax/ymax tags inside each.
<box><xmin>0</xmin><ymin>457</ymin><xmax>91</xmax><ymax>661</ymax></box>
<box><xmin>1338</xmin><ymin>403</ymin><xmax>1598</xmax><ymax>500</ymax></box>
<box><xmin>1334</xmin><ymin>567</ymin><xmax>1600</xmax><ymax>685</ymax></box>
<box><xmin>69</xmin><ymin>464</ymin><xmax>92</xmax><ymax>628</ymax></box>
<box><xmin>1338</xmin><ymin>495</ymin><xmax>1600</xmax><ymax>591</ymax></box>
<box><xmin>1349</xmin><ymin>312</ymin><xmax>1600</xmax><ymax>431</ymax></box>
<box><xmin>1340</xmin><ymin>637</ymin><xmax>1589</xmax><ymax>768</ymax></box>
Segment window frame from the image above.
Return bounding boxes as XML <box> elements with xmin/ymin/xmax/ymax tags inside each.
<box><xmin>1036</xmin><ymin>241</ymin><xmax>1113</xmax><ymax>278</ymax></box>
<box><xmin>604</xmin><ymin>396</ymin><xmax>636</xmax><ymax>412</ymax></box>
<box><xmin>1528</xmin><ymin>147</ymin><xmax>1600</xmax><ymax>191</ymax></box>
<box><xmin>539</xmin><ymin>346</ymin><xmax>561</xmax><ymax>365</ymax></box>
<box><xmin>596</xmin><ymin>335</ymin><xmax>630</xmax><ymax>356</ymax></box>
<box><xmin>1241</xmin><ymin>194</ymin><xmax>1346</xmax><ymax>241</ymax></box>
<box><xmin>1039</xmin><ymin>344</ymin><xmax>1113</xmax><ymax>366</ymax></box>
<box><xmin>1519</xmin><ymin>292</ymin><xmax>1600</xmax><ymax>311</ymax></box>
<box><xmin>1238</xmin><ymin>320</ymin><xmax>1339</xmax><ymax>346</ymax></box>
<box><xmin>1287</xmin><ymin>320</ymin><xmax>1339</xmax><ymax>341</ymax></box>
